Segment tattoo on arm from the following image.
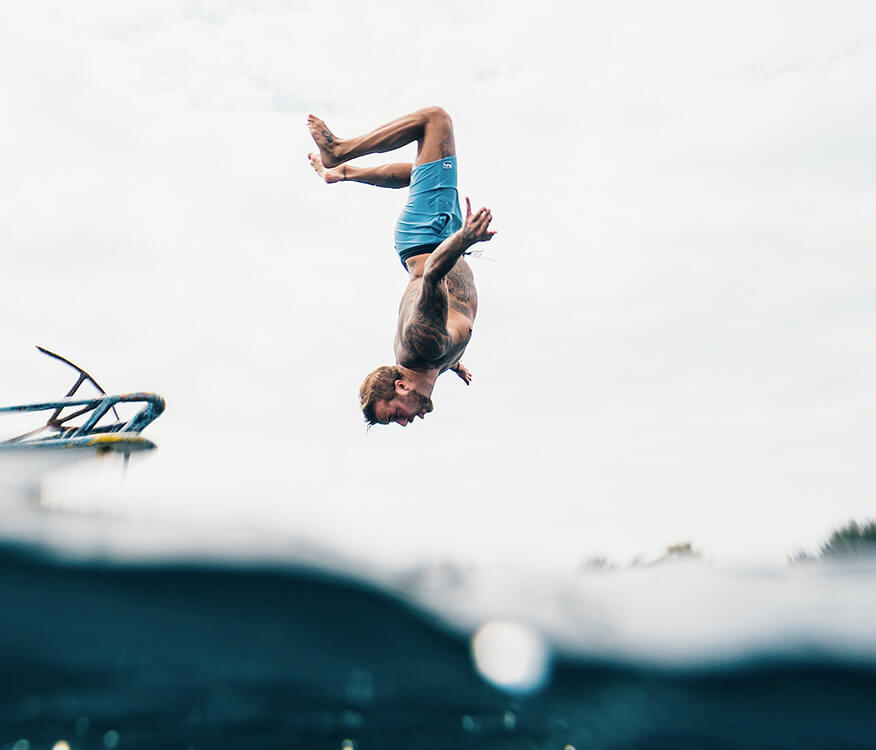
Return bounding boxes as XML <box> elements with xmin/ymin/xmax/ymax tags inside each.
<box><xmin>405</xmin><ymin>282</ymin><xmax>450</xmax><ymax>361</ymax></box>
<box><xmin>418</xmin><ymin>277</ymin><xmax>448</xmax><ymax>322</ymax></box>
<box><xmin>406</xmin><ymin>316</ymin><xmax>451</xmax><ymax>361</ymax></box>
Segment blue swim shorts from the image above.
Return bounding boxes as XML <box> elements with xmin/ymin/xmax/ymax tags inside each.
<box><xmin>394</xmin><ymin>155</ymin><xmax>463</xmax><ymax>266</ymax></box>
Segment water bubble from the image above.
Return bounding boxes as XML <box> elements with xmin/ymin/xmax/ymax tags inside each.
<box><xmin>503</xmin><ymin>710</ymin><xmax>517</xmax><ymax>730</ymax></box>
<box><xmin>52</xmin><ymin>742</ymin><xmax>70</xmax><ymax>750</ymax></box>
<box><xmin>470</xmin><ymin>620</ymin><xmax>551</xmax><ymax>694</ymax></box>
<box><xmin>462</xmin><ymin>714</ymin><xmax>483</xmax><ymax>733</ymax></box>
<box><xmin>75</xmin><ymin>716</ymin><xmax>90</xmax><ymax>736</ymax></box>
<box><xmin>340</xmin><ymin>740</ymin><xmax>356</xmax><ymax>750</ymax></box>
<box><xmin>12</xmin><ymin>740</ymin><xmax>30</xmax><ymax>750</ymax></box>
<box><xmin>103</xmin><ymin>730</ymin><xmax>120</xmax><ymax>749</ymax></box>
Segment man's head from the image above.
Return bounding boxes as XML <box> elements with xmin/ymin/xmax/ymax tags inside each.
<box><xmin>359</xmin><ymin>365</ymin><xmax>434</xmax><ymax>427</ymax></box>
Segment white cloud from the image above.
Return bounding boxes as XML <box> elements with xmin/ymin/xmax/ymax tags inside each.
<box><xmin>2</xmin><ymin>0</ymin><xmax>875</xmax><ymax>565</ymax></box>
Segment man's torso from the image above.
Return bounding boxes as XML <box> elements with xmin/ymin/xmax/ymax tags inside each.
<box><xmin>394</xmin><ymin>256</ymin><xmax>478</xmax><ymax>371</ymax></box>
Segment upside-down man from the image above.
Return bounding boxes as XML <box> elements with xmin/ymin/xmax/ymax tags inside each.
<box><xmin>307</xmin><ymin>106</ymin><xmax>496</xmax><ymax>427</ymax></box>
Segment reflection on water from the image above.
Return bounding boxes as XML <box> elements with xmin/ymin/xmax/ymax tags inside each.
<box><xmin>1</xmin><ymin>538</ymin><xmax>875</xmax><ymax>749</ymax></box>
<box><xmin>471</xmin><ymin>620</ymin><xmax>551</xmax><ymax>694</ymax></box>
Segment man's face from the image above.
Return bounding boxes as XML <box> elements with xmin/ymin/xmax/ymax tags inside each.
<box><xmin>376</xmin><ymin>384</ymin><xmax>433</xmax><ymax>427</ymax></box>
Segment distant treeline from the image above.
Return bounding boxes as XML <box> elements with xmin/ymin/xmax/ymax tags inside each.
<box><xmin>581</xmin><ymin>520</ymin><xmax>876</xmax><ymax>570</ymax></box>
<box><xmin>811</xmin><ymin>519</ymin><xmax>876</xmax><ymax>560</ymax></box>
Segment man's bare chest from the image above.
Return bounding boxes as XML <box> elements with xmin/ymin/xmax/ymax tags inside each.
<box><xmin>395</xmin><ymin>285</ymin><xmax>476</xmax><ymax>369</ymax></box>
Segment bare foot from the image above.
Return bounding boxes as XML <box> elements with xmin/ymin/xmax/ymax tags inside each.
<box><xmin>307</xmin><ymin>114</ymin><xmax>343</xmax><ymax>168</ymax></box>
<box><xmin>307</xmin><ymin>153</ymin><xmax>344</xmax><ymax>184</ymax></box>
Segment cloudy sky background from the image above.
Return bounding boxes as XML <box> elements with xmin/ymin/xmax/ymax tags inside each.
<box><xmin>2</xmin><ymin>0</ymin><xmax>875</xmax><ymax>567</ymax></box>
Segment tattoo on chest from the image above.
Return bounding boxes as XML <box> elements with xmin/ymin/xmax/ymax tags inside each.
<box><xmin>446</xmin><ymin>270</ymin><xmax>473</xmax><ymax>305</ymax></box>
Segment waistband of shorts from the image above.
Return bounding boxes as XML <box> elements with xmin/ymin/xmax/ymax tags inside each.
<box><xmin>412</xmin><ymin>154</ymin><xmax>456</xmax><ymax>171</ymax></box>
<box><xmin>398</xmin><ymin>243</ymin><xmax>440</xmax><ymax>267</ymax></box>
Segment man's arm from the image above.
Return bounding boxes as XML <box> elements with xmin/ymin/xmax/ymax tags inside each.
<box><xmin>402</xmin><ymin>281</ymin><xmax>452</xmax><ymax>362</ymax></box>
<box><xmin>402</xmin><ymin>198</ymin><xmax>495</xmax><ymax>362</ymax></box>
<box><xmin>422</xmin><ymin>197</ymin><xmax>496</xmax><ymax>285</ymax></box>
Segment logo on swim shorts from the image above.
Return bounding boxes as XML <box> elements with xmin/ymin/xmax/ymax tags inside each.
<box><xmin>443</xmin><ymin>161</ymin><xmax>452</xmax><ymax>169</ymax></box>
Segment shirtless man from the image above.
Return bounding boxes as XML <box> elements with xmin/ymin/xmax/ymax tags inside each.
<box><xmin>307</xmin><ymin>106</ymin><xmax>496</xmax><ymax>427</ymax></box>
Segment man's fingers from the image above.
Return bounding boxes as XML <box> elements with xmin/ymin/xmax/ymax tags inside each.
<box><xmin>469</xmin><ymin>218</ymin><xmax>494</xmax><ymax>239</ymax></box>
<box><xmin>463</xmin><ymin>200</ymin><xmax>496</xmax><ymax>241</ymax></box>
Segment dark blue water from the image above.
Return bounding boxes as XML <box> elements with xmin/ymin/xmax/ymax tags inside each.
<box><xmin>2</xmin><ymin>543</ymin><xmax>875</xmax><ymax>750</ymax></box>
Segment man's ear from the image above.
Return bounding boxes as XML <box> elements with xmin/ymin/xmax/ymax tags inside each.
<box><xmin>394</xmin><ymin>379</ymin><xmax>411</xmax><ymax>395</ymax></box>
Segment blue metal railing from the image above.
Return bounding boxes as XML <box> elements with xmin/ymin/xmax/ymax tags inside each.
<box><xmin>0</xmin><ymin>393</ymin><xmax>165</xmax><ymax>448</ymax></box>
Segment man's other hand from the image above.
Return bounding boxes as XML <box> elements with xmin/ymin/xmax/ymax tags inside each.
<box><xmin>451</xmin><ymin>362</ymin><xmax>473</xmax><ymax>385</ymax></box>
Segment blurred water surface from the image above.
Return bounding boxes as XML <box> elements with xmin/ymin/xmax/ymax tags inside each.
<box><xmin>1</xmin><ymin>516</ymin><xmax>875</xmax><ymax>750</ymax></box>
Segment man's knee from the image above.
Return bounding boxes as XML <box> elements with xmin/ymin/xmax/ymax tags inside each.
<box><xmin>417</xmin><ymin>106</ymin><xmax>455</xmax><ymax>160</ymax></box>
<box><xmin>421</xmin><ymin>106</ymin><xmax>452</xmax><ymax>128</ymax></box>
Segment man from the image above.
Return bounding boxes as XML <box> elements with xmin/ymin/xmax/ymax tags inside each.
<box><xmin>307</xmin><ymin>106</ymin><xmax>496</xmax><ymax>427</ymax></box>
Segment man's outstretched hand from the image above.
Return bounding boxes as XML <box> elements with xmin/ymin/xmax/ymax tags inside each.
<box><xmin>451</xmin><ymin>362</ymin><xmax>473</xmax><ymax>385</ymax></box>
<box><xmin>461</xmin><ymin>197</ymin><xmax>497</xmax><ymax>247</ymax></box>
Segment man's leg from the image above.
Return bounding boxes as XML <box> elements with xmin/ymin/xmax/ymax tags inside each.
<box><xmin>307</xmin><ymin>106</ymin><xmax>455</xmax><ymax>168</ymax></box>
<box><xmin>307</xmin><ymin>153</ymin><xmax>412</xmax><ymax>188</ymax></box>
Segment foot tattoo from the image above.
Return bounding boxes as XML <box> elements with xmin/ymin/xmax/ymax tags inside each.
<box><xmin>307</xmin><ymin>114</ymin><xmax>342</xmax><ymax>168</ymax></box>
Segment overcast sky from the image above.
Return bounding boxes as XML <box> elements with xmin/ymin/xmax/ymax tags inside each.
<box><xmin>2</xmin><ymin>0</ymin><xmax>875</xmax><ymax>567</ymax></box>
